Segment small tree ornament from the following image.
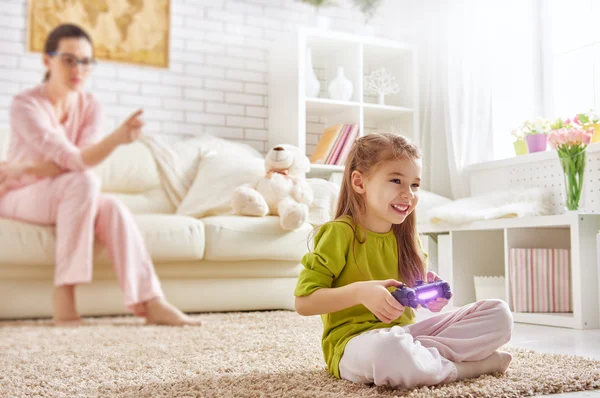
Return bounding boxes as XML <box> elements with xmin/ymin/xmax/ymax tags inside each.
<box><xmin>364</xmin><ymin>67</ymin><xmax>400</xmax><ymax>105</ymax></box>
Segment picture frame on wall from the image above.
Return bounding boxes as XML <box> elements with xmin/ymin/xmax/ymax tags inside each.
<box><xmin>26</xmin><ymin>0</ymin><xmax>170</xmax><ymax>69</ymax></box>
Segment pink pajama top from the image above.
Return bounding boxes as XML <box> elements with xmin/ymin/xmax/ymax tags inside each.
<box><xmin>8</xmin><ymin>84</ymin><xmax>104</xmax><ymax>171</ymax></box>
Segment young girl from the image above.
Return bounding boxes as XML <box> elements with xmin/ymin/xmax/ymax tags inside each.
<box><xmin>0</xmin><ymin>24</ymin><xmax>200</xmax><ymax>326</ymax></box>
<box><xmin>294</xmin><ymin>133</ymin><xmax>513</xmax><ymax>389</ymax></box>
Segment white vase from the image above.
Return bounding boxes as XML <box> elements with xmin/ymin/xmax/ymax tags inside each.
<box><xmin>328</xmin><ymin>66</ymin><xmax>353</xmax><ymax>101</ymax></box>
<box><xmin>378</xmin><ymin>92</ymin><xmax>385</xmax><ymax>105</ymax></box>
<box><xmin>305</xmin><ymin>48</ymin><xmax>320</xmax><ymax>98</ymax></box>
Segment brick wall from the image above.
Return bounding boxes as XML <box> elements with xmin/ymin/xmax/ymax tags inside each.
<box><xmin>0</xmin><ymin>0</ymin><xmax>393</xmax><ymax>153</ymax></box>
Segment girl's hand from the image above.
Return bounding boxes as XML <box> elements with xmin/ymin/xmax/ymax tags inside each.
<box><xmin>115</xmin><ymin>109</ymin><xmax>144</xmax><ymax>144</ymax></box>
<box><xmin>423</xmin><ymin>271</ymin><xmax>452</xmax><ymax>313</ymax></box>
<box><xmin>427</xmin><ymin>271</ymin><xmax>443</xmax><ymax>283</ymax></box>
<box><xmin>357</xmin><ymin>279</ymin><xmax>405</xmax><ymax>323</ymax></box>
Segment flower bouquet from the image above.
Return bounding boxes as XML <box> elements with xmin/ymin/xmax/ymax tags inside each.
<box><xmin>517</xmin><ymin>117</ymin><xmax>552</xmax><ymax>153</ymax></box>
<box><xmin>576</xmin><ymin>109</ymin><xmax>600</xmax><ymax>143</ymax></box>
<box><xmin>548</xmin><ymin>118</ymin><xmax>593</xmax><ymax>212</ymax></box>
<box><xmin>510</xmin><ymin>127</ymin><xmax>528</xmax><ymax>156</ymax></box>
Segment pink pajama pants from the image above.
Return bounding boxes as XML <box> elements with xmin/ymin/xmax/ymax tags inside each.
<box><xmin>0</xmin><ymin>171</ymin><xmax>163</xmax><ymax>314</ymax></box>
<box><xmin>339</xmin><ymin>299</ymin><xmax>513</xmax><ymax>389</ymax></box>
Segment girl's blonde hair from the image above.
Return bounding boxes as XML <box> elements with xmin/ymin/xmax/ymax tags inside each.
<box><xmin>335</xmin><ymin>132</ymin><xmax>426</xmax><ymax>287</ymax></box>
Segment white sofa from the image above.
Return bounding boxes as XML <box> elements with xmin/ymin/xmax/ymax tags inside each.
<box><xmin>0</xmin><ymin>130</ymin><xmax>323</xmax><ymax>319</ymax></box>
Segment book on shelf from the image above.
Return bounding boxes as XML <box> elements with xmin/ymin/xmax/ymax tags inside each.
<box><xmin>310</xmin><ymin>123</ymin><xmax>359</xmax><ymax>166</ymax></box>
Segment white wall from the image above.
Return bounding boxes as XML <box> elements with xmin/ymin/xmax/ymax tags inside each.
<box><xmin>0</xmin><ymin>0</ymin><xmax>394</xmax><ymax>153</ymax></box>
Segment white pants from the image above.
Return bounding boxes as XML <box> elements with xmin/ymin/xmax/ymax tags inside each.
<box><xmin>338</xmin><ymin>299</ymin><xmax>513</xmax><ymax>389</ymax></box>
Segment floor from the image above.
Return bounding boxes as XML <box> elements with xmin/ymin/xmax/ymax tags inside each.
<box><xmin>509</xmin><ymin>322</ymin><xmax>600</xmax><ymax>397</ymax></box>
<box><xmin>416</xmin><ymin>310</ymin><xmax>600</xmax><ymax>397</ymax></box>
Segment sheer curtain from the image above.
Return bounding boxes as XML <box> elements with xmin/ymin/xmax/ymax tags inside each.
<box><xmin>384</xmin><ymin>0</ymin><xmax>540</xmax><ymax>198</ymax></box>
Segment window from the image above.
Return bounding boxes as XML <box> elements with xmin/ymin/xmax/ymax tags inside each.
<box><xmin>546</xmin><ymin>0</ymin><xmax>599</xmax><ymax>118</ymax></box>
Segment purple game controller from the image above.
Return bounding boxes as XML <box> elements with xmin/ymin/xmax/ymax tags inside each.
<box><xmin>391</xmin><ymin>280</ymin><xmax>452</xmax><ymax>308</ymax></box>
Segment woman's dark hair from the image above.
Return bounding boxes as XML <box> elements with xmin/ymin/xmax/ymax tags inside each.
<box><xmin>43</xmin><ymin>23</ymin><xmax>93</xmax><ymax>82</ymax></box>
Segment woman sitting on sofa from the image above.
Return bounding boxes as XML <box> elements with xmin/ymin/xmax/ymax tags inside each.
<box><xmin>0</xmin><ymin>24</ymin><xmax>201</xmax><ymax>326</ymax></box>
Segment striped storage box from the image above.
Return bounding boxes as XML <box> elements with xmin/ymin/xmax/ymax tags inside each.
<box><xmin>508</xmin><ymin>248</ymin><xmax>572</xmax><ymax>313</ymax></box>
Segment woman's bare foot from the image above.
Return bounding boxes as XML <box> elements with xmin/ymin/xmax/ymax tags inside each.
<box><xmin>144</xmin><ymin>298</ymin><xmax>202</xmax><ymax>326</ymax></box>
<box><xmin>455</xmin><ymin>351</ymin><xmax>512</xmax><ymax>381</ymax></box>
<box><xmin>53</xmin><ymin>285</ymin><xmax>82</xmax><ymax>325</ymax></box>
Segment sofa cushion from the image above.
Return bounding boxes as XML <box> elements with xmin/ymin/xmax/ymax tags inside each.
<box><xmin>176</xmin><ymin>152</ymin><xmax>264</xmax><ymax>218</ymax></box>
<box><xmin>202</xmin><ymin>215</ymin><xmax>312</xmax><ymax>261</ymax></box>
<box><xmin>101</xmin><ymin>214</ymin><xmax>205</xmax><ymax>262</ymax></box>
<box><xmin>95</xmin><ymin>142</ymin><xmax>161</xmax><ymax>194</ymax></box>
<box><xmin>109</xmin><ymin>190</ymin><xmax>175</xmax><ymax>214</ymax></box>
<box><xmin>0</xmin><ymin>214</ymin><xmax>205</xmax><ymax>266</ymax></box>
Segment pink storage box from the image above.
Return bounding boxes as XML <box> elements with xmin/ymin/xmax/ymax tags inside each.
<box><xmin>508</xmin><ymin>248</ymin><xmax>572</xmax><ymax>313</ymax></box>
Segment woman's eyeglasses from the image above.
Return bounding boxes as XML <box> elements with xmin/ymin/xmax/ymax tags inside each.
<box><xmin>47</xmin><ymin>52</ymin><xmax>97</xmax><ymax>70</ymax></box>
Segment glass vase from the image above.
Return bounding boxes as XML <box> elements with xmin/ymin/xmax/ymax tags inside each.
<box><xmin>559</xmin><ymin>149</ymin><xmax>586</xmax><ymax>212</ymax></box>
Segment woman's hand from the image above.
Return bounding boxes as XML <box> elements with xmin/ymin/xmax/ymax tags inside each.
<box><xmin>423</xmin><ymin>271</ymin><xmax>452</xmax><ymax>313</ymax></box>
<box><xmin>114</xmin><ymin>109</ymin><xmax>144</xmax><ymax>145</ymax></box>
<box><xmin>357</xmin><ymin>279</ymin><xmax>405</xmax><ymax>323</ymax></box>
<box><xmin>0</xmin><ymin>162</ymin><xmax>29</xmax><ymax>196</ymax></box>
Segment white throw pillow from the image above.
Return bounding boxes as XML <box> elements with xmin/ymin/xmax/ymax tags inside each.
<box><xmin>426</xmin><ymin>187</ymin><xmax>551</xmax><ymax>225</ymax></box>
<box><xmin>176</xmin><ymin>152</ymin><xmax>265</xmax><ymax>218</ymax></box>
<box><xmin>416</xmin><ymin>190</ymin><xmax>453</xmax><ymax>223</ymax></box>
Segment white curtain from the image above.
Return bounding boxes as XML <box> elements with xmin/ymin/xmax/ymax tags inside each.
<box><xmin>384</xmin><ymin>0</ymin><xmax>540</xmax><ymax>199</ymax></box>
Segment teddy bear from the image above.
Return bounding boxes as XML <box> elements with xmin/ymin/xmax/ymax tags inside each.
<box><xmin>231</xmin><ymin>144</ymin><xmax>313</xmax><ymax>230</ymax></box>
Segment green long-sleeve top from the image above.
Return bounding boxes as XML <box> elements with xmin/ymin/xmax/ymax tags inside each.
<box><xmin>294</xmin><ymin>215</ymin><xmax>417</xmax><ymax>378</ymax></box>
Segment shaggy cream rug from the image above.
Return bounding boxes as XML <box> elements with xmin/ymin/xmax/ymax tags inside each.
<box><xmin>1</xmin><ymin>311</ymin><xmax>599</xmax><ymax>397</ymax></box>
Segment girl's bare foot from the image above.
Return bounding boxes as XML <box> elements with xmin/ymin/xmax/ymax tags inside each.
<box><xmin>144</xmin><ymin>298</ymin><xmax>202</xmax><ymax>326</ymax></box>
<box><xmin>455</xmin><ymin>351</ymin><xmax>512</xmax><ymax>381</ymax></box>
<box><xmin>496</xmin><ymin>351</ymin><xmax>513</xmax><ymax>373</ymax></box>
<box><xmin>53</xmin><ymin>285</ymin><xmax>82</xmax><ymax>325</ymax></box>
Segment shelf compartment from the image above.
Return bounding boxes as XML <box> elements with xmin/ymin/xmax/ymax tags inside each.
<box><xmin>363</xmin><ymin>42</ymin><xmax>415</xmax><ymax>108</ymax></box>
<box><xmin>506</xmin><ymin>227</ymin><xmax>573</xmax><ymax>315</ymax></box>
<box><xmin>305</xmin><ymin>100</ymin><xmax>360</xmax><ymax>160</ymax></box>
<box><xmin>512</xmin><ymin>311</ymin><xmax>575</xmax><ymax>328</ymax></box>
<box><xmin>306</xmin><ymin>35</ymin><xmax>361</xmax><ymax>103</ymax></box>
<box><xmin>308</xmin><ymin>164</ymin><xmax>345</xmax><ymax>179</ymax></box>
<box><xmin>306</xmin><ymin>98</ymin><xmax>360</xmax><ymax>118</ymax></box>
<box><xmin>449</xmin><ymin>230</ymin><xmax>505</xmax><ymax>307</ymax></box>
<box><xmin>363</xmin><ymin>104</ymin><xmax>413</xmax><ymax>136</ymax></box>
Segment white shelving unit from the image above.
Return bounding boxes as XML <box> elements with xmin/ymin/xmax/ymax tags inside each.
<box><xmin>268</xmin><ymin>27</ymin><xmax>419</xmax><ymax>179</ymax></box>
<box><xmin>419</xmin><ymin>213</ymin><xmax>600</xmax><ymax>329</ymax></box>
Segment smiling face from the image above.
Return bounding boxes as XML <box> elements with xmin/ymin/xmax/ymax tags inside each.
<box><xmin>43</xmin><ymin>37</ymin><xmax>94</xmax><ymax>92</ymax></box>
<box><xmin>351</xmin><ymin>156</ymin><xmax>422</xmax><ymax>233</ymax></box>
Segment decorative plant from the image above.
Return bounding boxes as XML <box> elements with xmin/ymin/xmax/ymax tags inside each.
<box><xmin>364</xmin><ymin>67</ymin><xmax>400</xmax><ymax>104</ymax></box>
<box><xmin>576</xmin><ymin>109</ymin><xmax>600</xmax><ymax>126</ymax></box>
<box><xmin>548</xmin><ymin>120</ymin><xmax>593</xmax><ymax>211</ymax></box>
<box><xmin>511</xmin><ymin>127</ymin><xmax>528</xmax><ymax>155</ymax></box>
<box><xmin>520</xmin><ymin>117</ymin><xmax>552</xmax><ymax>135</ymax></box>
<box><xmin>297</xmin><ymin>0</ymin><xmax>336</xmax><ymax>14</ymax></box>
<box><xmin>511</xmin><ymin>128</ymin><xmax>524</xmax><ymax>140</ymax></box>
<box><xmin>351</xmin><ymin>0</ymin><xmax>384</xmax><ymax>24</ymax></box>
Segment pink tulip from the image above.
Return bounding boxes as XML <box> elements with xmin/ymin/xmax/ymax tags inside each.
<box><xmin>548</xmin><ymin>133</ymin><xmax>558</xmax><ymax>149</ymax></box>
<box><xmin>583</xmin><ymin>128</ymin><xmax>593</xmax><ymax>145</ymax></box>
<box><xmin>557</xmin><ymin>129</ymin><xmax>567</xmax><ymax>144</ymax></box>
<box><xmin>567</xmin><ymin>129</ymin><xmax>578</xmax><ymax>144</ymax></box>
